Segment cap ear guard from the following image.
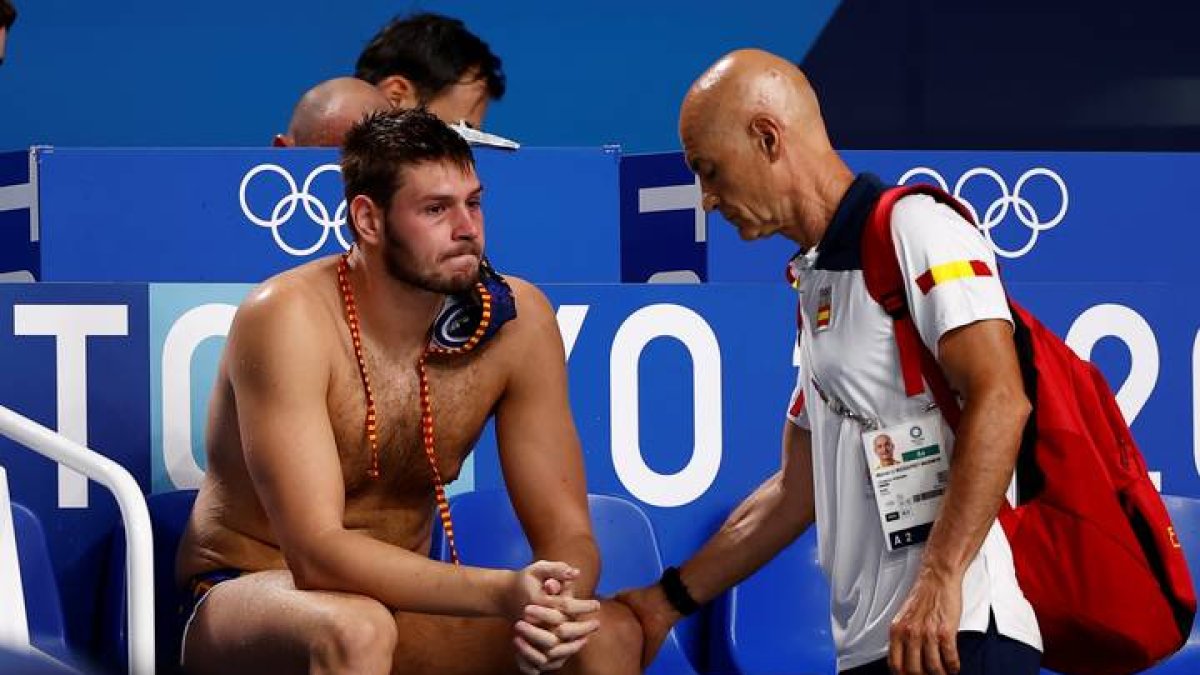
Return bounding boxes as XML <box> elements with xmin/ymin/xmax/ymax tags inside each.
<box><xmin>427</xmin><ymin>255</ymin><xmax>517</xmax><ymax>354</ymax></box>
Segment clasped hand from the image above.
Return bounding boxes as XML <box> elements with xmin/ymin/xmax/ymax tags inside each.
<box><xmin>506</xmin><ymin>560</ymin><xmax>601</xmax><ymax>674</ymax></box>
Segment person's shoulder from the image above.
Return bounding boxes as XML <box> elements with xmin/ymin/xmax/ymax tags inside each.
<box><xmin>890</xmin><ymin>191</ymin><xmax>992</xmax><ymax>257</ymax></box>
<box><xmin>503</xmin><ymin>275</ymin><xmax>555</xmax><ymax>322</ymax></box>
<box><xmin>497</xmin><ymin>275</ymin><xmax>560</xmax><ymax>347</ymax></box>
<box><xmin>248</xmin><ymin>257</ymin><xmax>338</xmax><ymax>311</ymax></box>
<box><xmin>891</xmin><ymin>192</ymin><xmax>973</xmax><ymax>235</ymax></box>
<box><xmin>230</xmin><ymin>257</ymin><xmax>339</xmax><ymax>353</ymax></box>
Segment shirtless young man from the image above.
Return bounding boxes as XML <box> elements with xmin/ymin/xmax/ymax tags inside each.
<box><xmin>177</xmin><ymin>108</ymin><xmax>641</xmax><ymax>675</ymax></box>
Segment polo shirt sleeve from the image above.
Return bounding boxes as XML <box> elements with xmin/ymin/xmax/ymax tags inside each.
<box><xmin>786</xmin><ymin>331</ymin><xmax>811</xmax><ymax>429</ymax></box>
<box><xmin>890</xmin><ymin>193</ymin><xmax>1012</xmax><ymax>359</ymax></box>
<box><xmin>787</xmin><ymin>377</ymin><xmax>811</xmax><ymax>429</ymax></box>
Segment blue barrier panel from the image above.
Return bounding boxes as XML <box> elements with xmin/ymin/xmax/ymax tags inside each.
<box><xmin>149</xmin><ymin>284</ymin><xmax>252</xmax><ymax>494</ymax></box>
<box><xmin>36</xmin><ymin>146</ymin><xmax>621</xmax><ymax>284</ymax></box>
<box><xmin>619</xmin><ymin>152</ymin><xmax>707</xmax><ymax>282</ymax></box>
<box><xmin>3</xmin><ymin>279</ymin><xmax>1197</xmax><ymax>662</ymax></box>
<box><xmin>708</xmin><ymin>150</ymin><xmax>1193</xmax><ymax>285</ymax></box>
<box><xmin>0</xmin><ymin>283</ymin><xmax>150</xmax><ymax>650</ymax></box>
<box><xmin>616</xmin><ymin>148</ymin><xmax>1199</xmax><ymax>495</ymax></box>
<box><xmin>0</xmin><ymin>150</ymin><xmax>39</xmax><ymax>280</ymax></box>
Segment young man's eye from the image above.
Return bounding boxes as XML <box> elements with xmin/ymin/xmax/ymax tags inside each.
<box><xmin>467</xmin><ymin>198</ymin><xmax>482</xmax><ymax>210</ymax></box>
<box><xmin>425</xmin><ymin>204</ymin><xmax>446</xmax><ymax>215</ymax></box>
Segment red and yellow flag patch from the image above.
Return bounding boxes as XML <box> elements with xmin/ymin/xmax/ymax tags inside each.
<box><xmin>915</xmin><ymin>260</ymin><xmax>993</xmax><ymax>295</ymax></box>
<box><xmin>816</xmin><ymin>286</ymin><xmax>832</xmax><ymax>330</ymax></box>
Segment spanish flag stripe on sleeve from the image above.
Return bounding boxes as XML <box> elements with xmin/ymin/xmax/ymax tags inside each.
<box><xmin>789</xmin><ymin>389</ymin><xmax>806</xmax><ymax>417</ymax></box>
<box><xmin>915</xmin><ymin>260</ymin><xmax>993</xmax><ymax>295</ymax></box>
<box><xmin>969</xmin><ymin>260</ymin><xmax>992</xmax><ymax>277</ymax></box>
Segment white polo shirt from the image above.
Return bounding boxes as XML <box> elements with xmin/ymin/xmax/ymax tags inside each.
<box><xmin>785</xmin><ymin>174</ymin><xmax>1041</xmax><ymax>671</ymax></box>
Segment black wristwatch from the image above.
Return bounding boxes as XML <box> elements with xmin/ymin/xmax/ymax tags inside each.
<box><xmin>659</xmin><ymin>566</ymin><xmax>700</xmax><ymax>616</ymax></box>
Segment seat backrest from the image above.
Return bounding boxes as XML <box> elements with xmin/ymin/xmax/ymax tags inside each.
<box><xmin>440</xmin><ymin>490</ymin><xmax>697</xmax><ymax>674</ymax></box>
<box><xmin>10</xmin><ymin>503</ymin><xmax>68</xmax><ymax>653</ymax></box>
<box><xmin>0</xmin><ymin>643</ymin><xmax>84</xmax><ymax>674</ymax></box>
<box><xmin>0</xmin><ymin>465</ymin><xmax>67</xmax><ymax>655</ymax></box>
<box><xmin>724</xmin><ymin>527</ymin><xmax>835</xmax><ymax>675</ymax></box>
<box><xmin>1148</xmin><ymin>495</ymin><xmax>1200</xmax><ymax>673</ymax></box>
<box><xmin>99</xmin><ymin>488</ymin><xmax>198</xmax><ymax>675</ymax></box>
<box><xmin>0</xmin><ymin>466</ymin><xmax>31</xmax><ymax>650</ymax></box>
<box><xmin>1164</xmin><ymin>495</ymin><xmax>1200</xmax><ymax>595</ymax></box>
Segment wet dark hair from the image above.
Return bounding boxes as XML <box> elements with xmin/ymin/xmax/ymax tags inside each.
<box><xmin>355</xmin><ymin>12</ymin><xmax>505</xmax><ymax>103</ymax></box>
<box><xmin>340</xmin><ymin>107</ymin><xmax>475</xmax><ymax>240</ymax></box>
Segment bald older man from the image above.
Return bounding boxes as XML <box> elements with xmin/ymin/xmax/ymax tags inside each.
<box><xmin>274</xmin><ymin>77</ymin><xmax>392</xmax><ymax>147</ymax></box>
<box><xmin>617</xmin><ymin>50</ymin><xmax>1042</xmax><ymax>675</ymax></box>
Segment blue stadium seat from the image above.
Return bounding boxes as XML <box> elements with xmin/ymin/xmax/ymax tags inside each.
<box><xmin>98</xmin><ymin>489</ymin><xmax>198</xmax><ymax>675</ymax></box>
<box><xmin>1142</xmin><ymin>494</ymin><xmax>1200</xmax><ymax>673</ymax></box>
<box><xmin>10</xmin><ymin>502</ymin><xmax>69</xmax><ymax>659</ymax></box>
<box><xmin>0</xmin><ymin>643</ymin><xmax>85</xmax><ymax>674</ymax></box>
<box><xmin>7</xmin><ymin>501</ymin><xmax>97</xmax><ymax>672</ymax></box>
<box><xmin>722</xmin><ymin>527</ymin><xmax>834</xmax><ymax>675</ymax></box>
<box><xmin>438</xmin><ymin>490</ymin><xmax>699</xmax><ymax>675</ymax></box>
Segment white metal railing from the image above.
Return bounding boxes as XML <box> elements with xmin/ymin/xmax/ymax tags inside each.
<box><xmin>0</xmin><ymin>404</ymin><xmax>154</xmax><ymax>675</ymax></box>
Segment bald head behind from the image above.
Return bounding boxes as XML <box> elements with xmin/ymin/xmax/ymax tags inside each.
<box><xmin>276</xmin><ymin>77</ymin><xmax>392</xmax><ymax>148</ymax></box>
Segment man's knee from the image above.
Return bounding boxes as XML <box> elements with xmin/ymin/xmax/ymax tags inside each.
<box><xmin>311</xmin><ymin>597</ymin><xmax>398</xmax><ymax>674</ymax></box>
<box><xmin>574</xmin><ymin>601</ymin><xmax>643</xmax><ymax>675</ymax></box>
<box><xmin>600</xmin><ymin>601</ymin><xmax>644</xmax><ymax>654</ymax></box>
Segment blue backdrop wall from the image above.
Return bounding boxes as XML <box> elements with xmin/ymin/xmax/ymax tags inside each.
<box><xmin>0</xmin><ymin>0</ymin><xmax>839</xmax><ymax>153</ymax></box>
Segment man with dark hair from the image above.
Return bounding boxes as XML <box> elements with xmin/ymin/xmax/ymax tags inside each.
<box><xmin>178</xmin><ymin>109</ymin><xmax>641</xmax><ymax>674</ymax></box>
<box><xmin>0</xmin><ymin>0</ymin><xmax>16</xmax><ymax>66</ymax></box>
<box><xmin>355</xmin><ymin>12</ymin><xmax>504</xmax><ymax>129</ymax></box>
<box><xmin>273</xmin><ymin>77</ymin><xmax>392</xmax><ymax>148</ymax></box>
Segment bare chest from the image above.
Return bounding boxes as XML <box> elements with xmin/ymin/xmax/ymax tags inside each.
<box><xmin>328</xmin><ymin>347</ymin><xmax>504</xmax><ymax>499</ymax></box>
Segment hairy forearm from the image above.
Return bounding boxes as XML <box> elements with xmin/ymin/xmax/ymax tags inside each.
<box><xmin>533</xmin><ymin>531</ymin><xmax>600</xmax><ymax>597</ymax></box>
<box><xmin>922</xmin><ymin>387</ymin><xmax>1030</xmax><ymax>577</ymax></box>
<box><xmin>680</xmin><ymin>471</ymin><xmax>814</xmax><ymax>604</ymax></box>
<box><xmin>288</xmin><ymin>528</ymin><xmax>509</xmax><ymax>617</ymax></box>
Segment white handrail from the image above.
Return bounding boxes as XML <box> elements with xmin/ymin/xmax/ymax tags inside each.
<box><xmin>0</xmin><ymin>404</ymin><xmax>154</xmax><ymax>675</ymax></box>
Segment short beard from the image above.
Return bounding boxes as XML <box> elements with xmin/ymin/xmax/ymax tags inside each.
<box><xmin>381</xmin><ymin>218</ymin><xmax>480</xmax><ymax>295</ymax></box>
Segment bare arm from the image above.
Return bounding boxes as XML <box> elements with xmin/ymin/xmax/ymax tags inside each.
<box><xmin>229</xmin><ymin>283</ymin><xmax>576</xmax><ymax>620</ymax></box>
<box><xmin>494</xmin><ymin>280</ymin><xmax>599</xmax><ymax>596</ymax></box>
<box><xmin>679</xmin><ymin>419</ymin><xmax>814</xmax><ymax>603</ymax></box>
<box><xmin>888</xmin><ymin>317</ymin><xmax>1030</xmax><ymax>674</ymax></box>
<box><xmin>618</xmin><ymin>419</ymin><xmax>815</xmax><ymax>664</ymax></box>
<box><xmin>922</xmin><ymin>317</ymin><xmax>1030</xmax><ymax>578</ymax></box>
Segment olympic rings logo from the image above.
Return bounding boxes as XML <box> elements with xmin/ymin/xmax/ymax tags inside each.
<box><xmin>238</xmin><ymin>163</ymin><xmax>352</xmax><ymax>257</ymax></box>
<box><xmin>897</xmin><ymin>167</ymin><xmax>1069</xmax><ymax>259</ymax></box>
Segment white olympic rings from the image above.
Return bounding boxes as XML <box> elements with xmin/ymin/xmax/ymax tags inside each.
<box><xmin>897</xmin><ymin>166</ymin><xmax>1068</xmax><ymax>259</ymax></box>
<box><xmin>239</xmin><ymin>163</ymin><xmax>352</xmax><ymax>256</ymax></box>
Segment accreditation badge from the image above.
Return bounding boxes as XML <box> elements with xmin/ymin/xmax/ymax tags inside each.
<box><xmin>861</xmin><ymin>413</ymin><xmax>949</xmax><ymax>551</ymax></box>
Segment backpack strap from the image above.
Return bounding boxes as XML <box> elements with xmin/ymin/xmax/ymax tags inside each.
<box><xmin>860</xmin><ymin>184</ymin><xmax>977</xmax><ymax>431</ymax></box>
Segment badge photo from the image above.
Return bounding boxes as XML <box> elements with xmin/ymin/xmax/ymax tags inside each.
<box><xmin>860</xmin><ymin>413</ymin><xmax>949</xmax><ymax>551</ymax></box>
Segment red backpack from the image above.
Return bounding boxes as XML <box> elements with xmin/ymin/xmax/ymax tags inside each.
<box><xmin>860</xmin><ymin>184</ymin><xmax>1196</xmax><ymax>675</ymax></box>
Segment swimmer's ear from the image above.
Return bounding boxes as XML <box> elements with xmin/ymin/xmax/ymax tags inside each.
<box><xmin>348</xmin><ymin>194</ymin><xmax>385</xmax><ymax>246</ymax></box>
<box><xmin>272</xmin><ymin>133</ymin><xmax>295</xmax><ymax>148</ymax></box>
